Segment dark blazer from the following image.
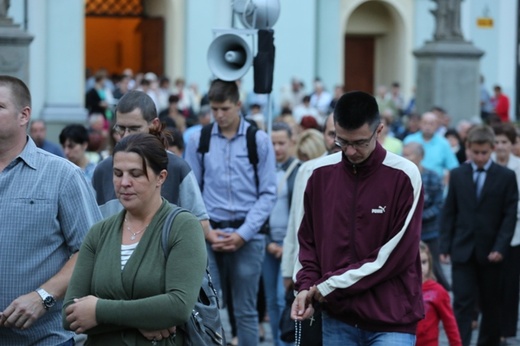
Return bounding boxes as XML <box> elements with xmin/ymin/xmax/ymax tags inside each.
<box><xmin>440</xmin><ymin>161</ymin><xmax>518</xmax><ymax>263</ymax></box>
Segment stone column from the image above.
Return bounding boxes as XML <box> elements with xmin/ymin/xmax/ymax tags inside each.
<box><xmin>0</xmin><ymin>2</ymin><xmax>34</xmax><ymax>83</ymax></box>
<box><xmin>413</xmin><ymin>0</ymin><xmax>483</xmax><ymax>124</ymax></box>
<box><xmin>38</xmin><ymin>0</ymin><xmax>88</xmax><ymax>142</ymax></box>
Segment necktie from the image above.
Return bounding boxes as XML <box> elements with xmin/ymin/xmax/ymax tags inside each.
<box><xmin>474</xmin><ymin>168</ymin><xmax>485</xmax><ymax>199</ymax></box>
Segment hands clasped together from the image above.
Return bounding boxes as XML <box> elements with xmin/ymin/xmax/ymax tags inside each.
<box><xmin>290</xmin><ymin>285</ymin><xmax>326</xmax><ymax>321</ymax></box>
<box><xmin>64</xmin><ymin>295</ymin><xmax>176</xmax><ymax>342</ymax></box>
<box><xmin>207</xmin><ymin>229</ymin><xmax>245</xmax><ymax>252</ymax></box>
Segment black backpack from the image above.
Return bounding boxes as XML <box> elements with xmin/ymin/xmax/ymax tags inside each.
<box><xmin>197</xmin><ymin>121</ymin><xmax>259</xmax><ymax>194</ymax></box>
<box><xmin>161</xmin><ymin>206</ymin><xmax>226</xmax><ymax>346</ymax></box>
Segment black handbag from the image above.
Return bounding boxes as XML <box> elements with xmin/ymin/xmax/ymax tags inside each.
<box><xmin>279</xmin><ymin>288</ymin><xmax>322</xmax><ymax>346</ymax></box>
<box><xmin>162</xmin><ymin>206</ymin><xmax>226</xmax><ymax>346</ymax></box>
<box><xmin>280</xmin><ymin>289</ymin><xmax>296</xmax><ymax>342</ymax></box>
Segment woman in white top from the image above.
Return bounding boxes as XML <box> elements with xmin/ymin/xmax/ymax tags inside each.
<box><xmin>491</xmin><ymin>122</ymin><xmax>520</xmax><ymax>345</ymax></box>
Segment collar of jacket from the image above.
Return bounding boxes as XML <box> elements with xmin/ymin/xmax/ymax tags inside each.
<box><xmin>341</xmin><ymin>141</ymin><xmax>386</xmax><ymax>177</ymax></box>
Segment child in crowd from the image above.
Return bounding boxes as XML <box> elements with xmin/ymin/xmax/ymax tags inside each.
<box><xmin>417</xmin><ymin>242</ymin><xmax>462</xmax><ymax>346</ymax></box>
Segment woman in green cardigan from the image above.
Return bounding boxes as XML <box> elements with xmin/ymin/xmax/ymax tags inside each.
<box><xmin>63</xmin><ymin>127</ymin><xmax>207</xmax><ymax>345</ymax></box>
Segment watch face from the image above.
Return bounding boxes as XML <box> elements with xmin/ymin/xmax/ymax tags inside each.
<box><xmin>43</xmin><ymin>296</ymin><xmax>55</xmax><ymax>308</ymax></box>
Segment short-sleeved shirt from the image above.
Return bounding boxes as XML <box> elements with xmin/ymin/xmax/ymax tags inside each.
<box><xmin>0</xmin><ymin>137</ymin><xmax>102</xmax><ymax>345</ymax></box>
<box><xmin>404</xmin><ymin>132</ymin><xmax>459</xmax><ymax>178</ymax></box>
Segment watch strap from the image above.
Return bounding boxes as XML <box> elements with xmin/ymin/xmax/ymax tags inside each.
<box><xmin>36</xmin><ymin>288</ymin><xmax>55</xmax><ymax>309</ymax></box>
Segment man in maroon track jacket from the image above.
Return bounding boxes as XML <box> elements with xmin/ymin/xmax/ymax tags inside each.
<box><xmin>291</xmin><ymin>91</ymin><xmax>424</xmax><ymax>346</ymax></box>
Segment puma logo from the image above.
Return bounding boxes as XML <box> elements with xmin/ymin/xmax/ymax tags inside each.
<box><xmin>371</xmin><ymin>206</ymin><xmax>386</xmax><ymax>214</ymax></box>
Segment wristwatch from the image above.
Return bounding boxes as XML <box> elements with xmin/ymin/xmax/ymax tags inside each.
<box><xmin>36</xmin><ymin>288</ymin><xmax>56</xmax><ymax>310</ymax></box>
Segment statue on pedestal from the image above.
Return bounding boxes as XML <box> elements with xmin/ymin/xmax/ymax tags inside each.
<box><xmin>0</xmin><ymin>0</ymin><xmax>10</xmax><ymax>18</ymax></box>
<box><xmin>430</xmin><ymin>0</ymin><xmax>464</xmax><ymax>40</ymax></box>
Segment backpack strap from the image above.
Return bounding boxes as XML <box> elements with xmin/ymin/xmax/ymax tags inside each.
<box><xmin>197</xmin><ymin>123</ymin><xmax>214</xmax><ymax>193</ymax></box>
<box><xmin>161</xmin><ymin>205</ymin><xmax>222</xmax><ymax>311</ymax></box>
<box><xmin>198</xmin><ymin>121</ymin><xmax>260</xmax><ymax>195</ymax></box>
<box><xmin>246</xmin><ymin>124</ymin><xmax>259</xmax><ymax>195</ymax></box>
<box><xmin>161</xmin><ymin>205</ymin><xmax>189</xmax><ymax>258</ymax></box>
<box><xmin>276</xmin><ymin>158</ymin><xmax>300</xmax><ymax>196</ymax></box>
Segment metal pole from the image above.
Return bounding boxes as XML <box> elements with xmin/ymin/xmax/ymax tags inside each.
<box><xmin>516</xmin><ymin>0</ymin><xmax>520</xmax><ymax>119</ymax></box>
<box><xmin>266</xmin><ymin>93</ymin><xmax>272</xmax><ymax>136</ymax></box>
<box><xmin>24</xmin><ymin>0</ymin><xmax>28</xmax><ymax>31</ymax></box>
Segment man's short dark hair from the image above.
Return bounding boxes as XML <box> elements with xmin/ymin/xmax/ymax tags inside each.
<box><xmin>116</xmin><ymin>90</ymin><xmax>157</xmax><ymax>122</ymax></box>
<box><xmin>59</xmin><ymin>124</ymin><xmax>89</xmax><ymax>145</ymax></box>
<box><xmin>166</xmin><ymin>127</ymin><xmax>185</xmax><ymax>151</ymax></box>
<box><xmin>272</xmin><ymin>121</ymin><xmax>292</xmax><ymax>138</ymax></box>
<box><xmin>0</xmin><ymin>75</ymin><xmax>31</xmax><ymax>110</ymax></box>
<box><xmin>333</xmin><ymin>91</ymin><xmax>380</xmax><ymax>130</ymax></box>
<box><xmin>492</xmin><ymin>123</ymin><xmax>517</xmax><ymax>144</ymax></box>
<box><xmin>431</xmin><ymin>106</ymin><xmax>446</xmax><ymax>114</ymax></box>
<box><xmin>467</xmin><ymin>125</ymin><xmax>495</xmax><ymax>147</ymax></box>
<box><xmin>168</xmin><ymin>94</ymin><xmax>180</xmax><ymax>104</ymax></box>
<box><xmin>207</xmin><ymin>79</ymin><xmax>240</xmax><ymax>104</ymax></box>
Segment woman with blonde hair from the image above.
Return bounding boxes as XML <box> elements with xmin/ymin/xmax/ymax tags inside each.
<box><xmin>295</xmin><ymin>128</ymin><xmax>327</xmax><ymax>162</ymax></box>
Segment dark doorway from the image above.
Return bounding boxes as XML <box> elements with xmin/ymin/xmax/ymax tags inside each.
<box><xmin>140</xmin><ymin>17</ymin><xmax>164</xmax><ymax>76</ymax></box>
<box><xmin>85</xmin><ymin>0</ymin><xmax>164</xmax><ymax>76</ymax></box>
<box><xmin>344</xmin><ymin>35</ymin><xmax>375</xmax><ymax>94</ymax></box>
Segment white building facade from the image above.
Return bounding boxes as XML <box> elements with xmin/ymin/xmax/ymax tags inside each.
<box><xmin>7</xmin><ymin>0</ymin><xmax>518</xmax><ymax>132</ymax></box>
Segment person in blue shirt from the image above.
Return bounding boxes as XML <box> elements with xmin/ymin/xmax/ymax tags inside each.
<box><xmin>29</xmin><ymin>119</ymin><xmax>64</xmax><ymax>157</ymax></box>
<box><xmin>0</xmin><ymin>75</ymin><xmax>102</xmax><ymax>346</ymax></box>
<box><xmin>185</xmin><ymin>79</ymin><xmax>277</xmax><ymax>346</ymax></box>
<box><xmin>404</xmin><ymin>111</ymin><xmax>459</xmax><ymax>180</ymax></box>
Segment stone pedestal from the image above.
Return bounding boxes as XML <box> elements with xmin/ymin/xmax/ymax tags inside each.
<box><xmin>414</xmin><ymin>40</ymin><xmax>484</xmax><ymax>125</ymax></box>
<box><xmin>41</xmin><ymin>104</ymin><xmax>89</xmax><ymax>143</ymax></box>
<box><xmin>0</xmin><ymin>17</ymin><xmax>33</xmax><ymax>83</ymax></box>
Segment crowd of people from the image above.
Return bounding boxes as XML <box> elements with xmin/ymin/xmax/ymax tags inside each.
<box><xmin>1</xmin><ymin>70</ymin><xmax>520</xmax><ymax>346</ymax></box>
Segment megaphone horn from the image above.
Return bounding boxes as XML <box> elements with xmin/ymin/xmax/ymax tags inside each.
<box><xmin>207</xmin><ymin>33</ymin><xmax>253</xmax><ymax>82</ymax></box>
<box><xmin>225</xmin><ymin>50</ymin><xmax>246</xmax><ymax>65</ymax></box>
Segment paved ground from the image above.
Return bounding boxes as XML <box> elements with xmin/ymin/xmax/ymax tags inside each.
<box><xmin>220</xmin><ymin>263</ymin><xmax>520</xmax><ymax>345</ymax></box>
<box><xmin>436</xmin><ymin>263</ymin><xmax>520</xmax><ymax>346</ymax></box>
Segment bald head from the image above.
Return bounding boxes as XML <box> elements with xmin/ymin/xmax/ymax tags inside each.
<box><xmin>403</xmin><ymin>142</ymin><xmax>424</xmax><ymax>168</ymax></box>
<box><xmin>420</xmin><ymin>112</ymin><xmax>438</xmax><ymax>140</ymax></box>
<box><xmin>30</xmin><ymin>120</ymin><xmax>47</xmax><ymax>147</ymax></box>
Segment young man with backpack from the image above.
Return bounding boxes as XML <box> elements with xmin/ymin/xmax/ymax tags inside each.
<box><xmin>185</xmin><ymin>79</ymin><xmax>277</xmax><ymax>346</ymax></box>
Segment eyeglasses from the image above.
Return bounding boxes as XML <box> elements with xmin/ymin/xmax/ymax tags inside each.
<box><xmin>326</xmin><ymin>130</ymin><xmax>336</xmax><ymax>139</ymax></box>
<box><xmin>113</xmin><ymin>124</ymin><xmax>144</xmax><ymax>136</ymax></box>
<box><xmin>334</xmin><ymin>125</ymin><xmax>379</xmax><ymax>150</ymax></box>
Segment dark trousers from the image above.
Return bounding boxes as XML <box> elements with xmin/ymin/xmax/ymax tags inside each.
<box><xmin>500</xmin><ymin>245</ymin><xmax>520</xmax><ymax>337</ymax></box>
<box><xmin>452</xmin><ymin>256</ymin><xmax>503</xmax><ymax>346</ymax></box>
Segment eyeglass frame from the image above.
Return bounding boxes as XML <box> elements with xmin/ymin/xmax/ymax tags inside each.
<box><xmin>334</xmin><ymin>123</ymin><xmax>381</xmax><ymax>150</ymax></box>
<box><xmin>112</xmin><ymin>124</ymin><xmax>147</xmax><ymax>137</ymax></box>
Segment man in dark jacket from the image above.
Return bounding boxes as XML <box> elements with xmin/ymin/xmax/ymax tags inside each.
<box><xmin>440</xmin><ymin>125</ymin><xmax>518</xmax><ymax>346</ymax></box>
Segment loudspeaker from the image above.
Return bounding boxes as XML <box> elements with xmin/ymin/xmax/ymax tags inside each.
<box><xmin>253</xmin><ymin>29</ymin><xmax>275</xmax><ymax>94</ymax></box>
<box><xmin>207</xmin><ymin>33</ymin><xmax>253</xmax><ymax>82</ymax></box>
<box><xmin>234</xmin><ymin>0</ymin><xmax>281</xmax><ymax>29</ymax></box>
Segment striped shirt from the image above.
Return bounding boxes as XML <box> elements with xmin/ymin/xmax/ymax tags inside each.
<box><xmin>0</xmin><ymin>137</ymin><xmax>102</xmax><ymax>345</ymax></box>
<box><xmin>121</xmin><ymin>243</ymin><xmax>138</xmax><ymax>270</ymax></box>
